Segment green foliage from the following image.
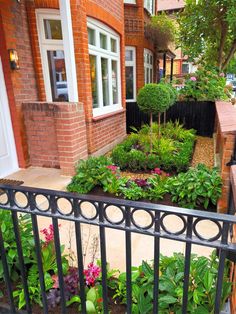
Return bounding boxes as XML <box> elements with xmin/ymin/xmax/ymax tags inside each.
<box><xmin>178</xmin><ymin>66</ymin><xmax>231</xmax><ymax>101</ymax></box>
<box><xmin>168</xmin><ymin>164</ymin><xmax>222</xmax><ymax>209</ymax></box>
<box><xmin>111</xmin><ymin>122</ymin><xmax>196</xmax><ymax>173</ymax></box>
<box><xmin>0</xmin><ymin>210</ymin><xmax>36</xmax><ymax>282</ymax></box>
<box><xmin>146</xmin><ymin>175</ymin><xmax>169</xmax><ymax>201</ymax></box>
<box><xmin>67</xmin><ymin>156</ymin><xmax>114</xmax><ymax>193</ymax></box>
<box><xmin>119</xmin><ymin>181</ymin><xmax>144</xmax><ymax>201</ymax></box>
<box><xmin>145</xmin><ymin>13</ymin><xmax>176</xmax><ymax>50</ymax></box>
<box><xmin>160</xmin><ymin>81</ymin><xmax>178</xmax><ymax>107</ymax></box>
<box><xmin>178</xmin><ymin>0</ymin><xmax>236</xmax><ymax>70</ymax></box>
<box><xmin>113</xmin><ymin>252</ymin><xmax>231</xmax><ymax>313</ymax></box>
<box><xmin>137</xmin><ymin>83</ymin><xmax>170</xmax><ymax>115</ymax></box>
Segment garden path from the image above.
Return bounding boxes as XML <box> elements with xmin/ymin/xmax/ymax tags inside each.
<box><xmin>4</xmin><ymin>167</ymin><xmax>217</xmax><ymax>271</ymax></box>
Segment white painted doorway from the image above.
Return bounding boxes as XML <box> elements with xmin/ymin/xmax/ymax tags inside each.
<box><xmin>0</xmin><ymin>57</ymin><xmax>18</xmax><ymax>177</ymax></box>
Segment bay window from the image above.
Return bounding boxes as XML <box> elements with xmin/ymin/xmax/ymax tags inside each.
<box><xmin>125</xmin><ymin>46</ymin><xmax>136</xmax><ymax>102</ymax></box>
<box><xmin>144</xmin><ymin>0</ymin><xmax>155</xmax><ymax>15</ymax></box>
<box><xmin>88</xmin><ymin>18</ymin><xmax>121</xmax><ymax>116</ymax></box>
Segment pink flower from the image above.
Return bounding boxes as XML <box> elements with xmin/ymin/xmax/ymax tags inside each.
<box><xmin>219</xmin><ymin>72</ymin><xmax>225</xmax><ymax>77</ymax></box>
<box><xmin>151</xmin><ymin>168</ymin><xmax>162</xmax><ymax>175</ymax></box>
<box><xmin>40</xmin><ymin>224</ymin><xmax>61</xmax><ymax>245</ymax></box>
<box><xmin>84</xmin><ymin>263</ymin><xmax>101</xmax><ymax>287</ymax></box>
<box><xmin>107</xmin><ymin>165</ymin><xmax>119</xmax><ymax>175</ymax></box>
<box><xmin>190</xmin><ymin>76</ymin><xmax>197</xmax><ymax>81</ymax></box>
<box><xmin>51</xmin><ymin>274</ymin><xmax>59</xmax><ymax>289</ymax></box>
<box><xmin>166</xmin><ymin>173</ymin><xmax>170</xmax><ymax>177</ymax></box>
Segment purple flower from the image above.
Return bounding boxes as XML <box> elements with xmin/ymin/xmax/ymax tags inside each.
<box><xmin>134</xmin><ymin>179</ymin><xmax>148</xmax><ymax>187</ymax></box>
<box><xmin>190</xmin><ymin>76</ymin><xmax>197</xmax><ymax>81</ymax></box>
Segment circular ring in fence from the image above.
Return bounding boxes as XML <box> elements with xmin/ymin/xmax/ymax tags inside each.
<box><xmin>80</xmin><ymin>201</ymin><xmax>98</xmax><ymax>220</ymax></box>
<box><xmin>56</xmin><ymin>197</ymin><xmax>73</xmax><ymax>216</ymax></box>
<box><xmin>160</xmin><ymin>213</ymin><xmax>187</xmax><ymax>236</ymax></box>
<box><xmin>35</xmin><ymin>194</ymin><xmax>50</xmax><ymax>212</ymax></box>
<box><xmin>0</xmin><ymin>190</ymin><xmax>9</xmax><ymax>205</ymax></box>
<box><xmin>131</xmin><ymin>209</ymin><xmax>154</xmax><ymax>230</ymax></box>
<box><xmin>14</xmin><ymin>191</ymin><xmax>29</xmax><ymax>209</ymax></box>
<box><xmin>193</xmin><ymin>218</ymin><xmax>222</xmax><ymax>242</ymax></box>
<box><xmin>104</xmin><ymin>205</ymin><xmax>125</xmax><ymax>225</ymax></box>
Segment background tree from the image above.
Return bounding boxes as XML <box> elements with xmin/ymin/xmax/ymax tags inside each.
<box><xmin>178</xmin><ymin>0</ymin><xmax>236</xmax><ymax>70</ymax></box>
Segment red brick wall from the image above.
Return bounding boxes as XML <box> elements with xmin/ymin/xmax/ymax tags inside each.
<box><xmin>27</xmin><ymin>0</ymin><xmax>126</xmax><ymax>156</ymax></box>
<box><xmin>0</xmin><ymin>0</ymin><xmax>39</xmax><ymax>167</ymax></box>
<box><xmin>124</xmin><ymin>0</ymin><xmax>155</xmax><ymax>91</ymax></box>
<box><xmin>22</xmin><ymin>102</ymin><xmax>88</xmax><ymax>175</ymax></box>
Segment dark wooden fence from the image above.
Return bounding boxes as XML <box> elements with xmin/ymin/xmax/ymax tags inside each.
<box><xmin>126</xmin><ymin>101</ymin><xmax>216</xmax><ymax>137</ymax></box>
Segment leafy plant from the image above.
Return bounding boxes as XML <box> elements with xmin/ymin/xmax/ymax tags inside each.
<box><xmin>168</xmin><ymin>164</ymin><xmax>222</xmax><ymax>209</ymax></box>
<box><xmin>67</xmin><ymin>156</ymin><xmax>115</xmax><ymax>193</ymax></box>
<box><xmin>119</xmin><ymin>181</ymin><xmax>144</xmax><ymax>201</ymax></box>
<box><xmin>113</xmin><ymin>252</ymin><xmax>231</xmax><ymax>314</ymax></box>
<box><xmin>178</xmin><ymin>66</ymin><xmax>231</xmax><ymax>101</ymax></box>
<box><xmin>0</xmin><ymin>210</ymin><xmax>36</xmax><ymax>281</ymax></box>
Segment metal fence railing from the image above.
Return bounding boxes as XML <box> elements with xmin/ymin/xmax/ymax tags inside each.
<box><xmin>0</xmin><ymin>184</ymin><xmax>236</xmax><ymax>314</ymax></box>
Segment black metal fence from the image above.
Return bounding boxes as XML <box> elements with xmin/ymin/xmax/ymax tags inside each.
<box><xmin>126</xmin><ymin>101</ymin><xmax>216</xmax><ymax>137</ymax></box>
<box><xmin>0</xmin><ymin>184</ymin><xmax>236</xmax><ymax>314</ymax></box>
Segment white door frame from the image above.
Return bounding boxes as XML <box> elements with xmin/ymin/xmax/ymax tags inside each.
<box><xmin>0</xmin><ymin>57</ymin><xmax>19</xmax><ymax>177</ymax></box>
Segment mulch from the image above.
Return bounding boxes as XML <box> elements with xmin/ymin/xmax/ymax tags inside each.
<box><xmin>191</xmin><ymin>136</ymin><xmax>214</xmax><ymax>168</ymax></box>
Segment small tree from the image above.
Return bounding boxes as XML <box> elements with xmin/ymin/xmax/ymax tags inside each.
<box><xmin>160</xmin><ymin>82</ymin><xmax>178</xmax><ymax>126</ymax></box>
<box><xmin>137</xmin><ymin>84</ymin><xmax>170</xmax><ymax>149</ymax></box>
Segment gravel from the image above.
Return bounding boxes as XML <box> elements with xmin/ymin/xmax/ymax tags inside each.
<box><xmin>191</xmin><ymin>136</ymin><xmax>214</xmax><ymax>168</ymax></box>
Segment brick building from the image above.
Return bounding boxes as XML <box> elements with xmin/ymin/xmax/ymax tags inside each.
<box><xmin>124</xmin><ymin>0</ymin><xmax>158</xmax><ymax>103</ymax></box>
<box><xmin>0</xmin><ymin>0</ymin><xmax>127</xmax><ymax>176</ymax></box>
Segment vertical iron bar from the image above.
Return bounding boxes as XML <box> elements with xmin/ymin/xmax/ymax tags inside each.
<box><xmin>29</xmin><ymin>191</ymin><xmax>48</xmax><ymax>314</ymax></box>
<box><xmin>163</xmin><ymin>52</ymin><xmax>167</xmax><ymax>78</ymax></box>
<box><xmin>125</xmin><ymin>206</ymin><xmax>132</xmax><ymax>314</ymax></box>
<box><xmin>74</xmin><ymin>200</ymin><xmax>86</xmax><ymax>314</ymax></box>
<box><xmin>0</xmin><ymin>221</ymin><xmax>16</xmax><ymax>313</ymax></box>
<box><xmin>98</xmin><ymin>202</ymin><xmax>108</xmax><ymax>313</ymax></box>
<box><xmin>9</xmin><ymin>188</ymin><xmax>32</xmax><ymax>314</ymax></box>
<box><xmin>170</xmin><ymin>58</ymin><xmax>174</xmax><ymax>82</ymax></box>
<box><xmin>214</xmin><ymin>222</ymin><xmax>229</xmax><ymax>314</ymax></box>
<box><xmin>182</xmin><ymin>216</ymin><xmax>193</xmax><ymax>314</ymax></box>
<box><xmin>51</xmin><ymin>196</ymin><xmax>67</xmax><ymax>314</ymax></box>
<box><xmin>153</xmin><ymin>211</ymin><xmax>160</xmax><ymax>314</ymax></box>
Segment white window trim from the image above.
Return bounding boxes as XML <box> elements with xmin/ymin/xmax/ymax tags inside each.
<box><xmin>144</xmin><ymin>48</ymin><xmax>154</xmax><ymax>84</ymax></box>
<box><xmin>88</xmin><ymin>17</ymin><xmax>122</xmax><ymax>117</ymax></box>
<box><xmin>36</xmin><ymin>9</ymin><xmax>78</xmax><ymax>102</ymax></box>
<box><xmin>125</xmin><ymin>46</ymin><xmax>136</xmax><ymax>102</ymax></box>
<box><xmin>144</xmin><ymin>0</ymin><xmax>155</xmax><ymax>15</ymax></box>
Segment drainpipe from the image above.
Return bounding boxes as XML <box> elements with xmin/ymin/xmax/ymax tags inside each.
<box><xmin>59</xmin><ymin>0</ymin><xmax>78</xmax><ymax>102</ymax></box>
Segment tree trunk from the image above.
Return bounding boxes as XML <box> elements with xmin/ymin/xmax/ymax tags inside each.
<box><xmin>150</xmin><ymin>113</ymin><xmax>153</xmax><ymax>152</ymax></box>
<box><xmin>222</xmin><ymin>39</ymin><xmax>236</xmax><ymax>70</ymax></box>
<box><xmin>158</xmin><ymin>112</ymin><xmax>161</xmax><ymax>140</ymax></box>
<box><xmin>218</xmin><ymin>21</ymin><xmax>228</xmax><ymax>70</ymax></box>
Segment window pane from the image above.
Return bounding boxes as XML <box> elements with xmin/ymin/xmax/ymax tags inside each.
<box><xmin>88</xmin><ymin>28</ymin><xmax>96</xmax><ymax>45</ymax></box>
<box><xmin>112</xmin><ymin>60</ymin><xmax>118</xmax><ymax>104</ymax></box>
<box><xmin>100</xmin><ymin>33</ymin><xmax>107</xmax><ymax>49</ymax></box>
<box><xmin>126</xmin><ymin>66</ymin><xmax>134</xmax><ymax>100</ymax></box>
<box><xmin>125</xmin><ymin>49</ymin><xmax>133</xmax><ymax>61</ymax></box>
<box><xmin>111</xmin><ymin>38</ymin><xmax>117</xmax><ymax>53</ymax></box>
<box><xmin>150</xmin><ymin>68</ymin><xmax>153</xmax><ymax>82</ymax></box>
<box><xmin>150</xmin><ymin>55</ymin><xmax>153</xmax><ymax>65</ymax></box>
<box><xmin>44</xmin><ymin>19</ymin><xmax>62</xmax><ymax>40</ymax></box>
<box><xmin>47</xmin><ymin>50</ymin><xmax>68</xmax><ymax>101</ymax></box>
<box><xmin>101</xmin><ymin>58</ymin><xmax>109</xmax><ymax>106</ymax></box>
<box><xmin>89</xmin><ymin>55</ymin><xmax>99</xmax><ymax>108</ymax></box>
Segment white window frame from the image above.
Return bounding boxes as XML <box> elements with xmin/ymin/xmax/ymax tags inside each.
<box><xmin>144</xmin><ymin>48</ymin><xmax>154</xmax><ymax>84</ymax></box>
<box><xmin>144</xmin><ymin>0</ymin><xmax>155</xmax><ymax>15</ymax></box>
<box><xmin>87</xmin><ymin>18</ymin><xmax>122</xmax><ymax>117</ymax></box>
<box><xmin>125</xmin><ymin>46</ymin><xmax>136</xmax><ymax>102</ymax></box>
<box><xmin>36</xmin><ymin>9</ymin><xmax>73</xmax><ymax>102</ymax></box>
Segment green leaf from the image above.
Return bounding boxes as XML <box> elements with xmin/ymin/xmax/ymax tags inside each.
<box><xmin>87</xmin><ymin>287</ymin><xmax>97</xmax><ymax>303</ymax></box>
<box><xmin>66</xmin><ymin>295</ymin><xmax>81</xmax><ymax>306</ymax></box>
<box><xmin>86</xmin><ymin>300</ymin><xmax>96</xmax><ymax>314</ymax></box>
<box><xmin>142</xmin><ymin>261</ymin><xmax>153</xmax><ymax>276</ymax></box>
<box><xmin>203</xmin><ymin>271</ymin><xmax>214</xmax><ymax>292</ymax></box>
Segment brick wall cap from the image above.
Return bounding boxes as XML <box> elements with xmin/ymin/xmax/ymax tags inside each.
<box><xmin>22</xmin><ymin>102</ymin><xmax>84</xmax><ymax>113</ymax></box>
<box><xmin>216</xmin><ymin>101</ymin><xmax>236</xmax><ymax>134</ymax></box>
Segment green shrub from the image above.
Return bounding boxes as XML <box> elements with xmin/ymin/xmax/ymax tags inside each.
<box><xmin>113</xmin><ymin>252</ymin><xmax>231</xmax><ymax>313</ymax></box>
<box><xmin>146</xmin><ymin>175</ymin><xmax>169</xmax><ymax>201</ymax></box>
<box><xmin>67</xmin><ymin>156</ymin><xmax>114</xmax><ymax>193</ymax></box>
<box><xmin>168</xmin><ymin>164</ymin><xmax>222</xmax><ymax>209</ymax></box>
<box><xmin>119</xmin><ymin>181</ymin><xmax>144</xmax><ymax>200</ymax></box>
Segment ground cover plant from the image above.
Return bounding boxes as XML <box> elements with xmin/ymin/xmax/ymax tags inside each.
<box><xmin>0</xmin><ymin>212</ymin><xmax>231</xmax><ymax>314</ymax></box>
